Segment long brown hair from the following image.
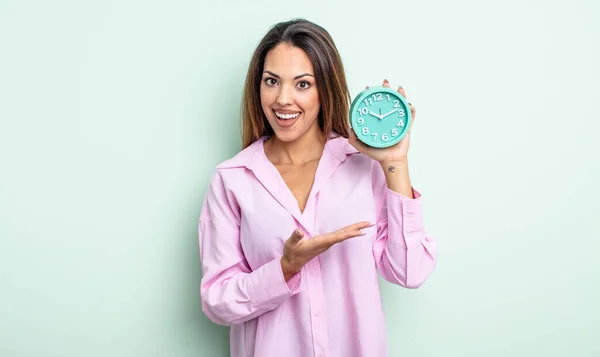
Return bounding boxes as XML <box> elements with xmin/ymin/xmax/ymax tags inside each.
<box><xmin>241</xmin><ymin>18</ymin><xmax>351</xmax><ymax>149</ymax></box>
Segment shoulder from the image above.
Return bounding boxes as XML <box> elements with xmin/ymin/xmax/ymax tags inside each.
<box><xmin>214</xmin><ymin>137</ymin><xmax>265</xmax><ymax>171</ymax></box>
<box><xmin>326</xmin><ymin>135</ymin><xmax>375</xmax><ymax>170</ymax></box>
<box><xmin>324</xmin><ymin>134</ymin><xmax>360</xmax><ymax>161</ymax></box>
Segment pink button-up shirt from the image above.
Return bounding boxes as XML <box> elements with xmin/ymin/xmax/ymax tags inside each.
<box><xmin>198</xmin><ymin>135</ymin><xmax>437</xmax><ymax>357</ymax></box>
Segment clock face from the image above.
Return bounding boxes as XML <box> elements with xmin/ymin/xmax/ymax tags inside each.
<box><xmin>350</xmin><ymin>87</ymin><xmax>411</xmax><ymax>148</ymax></box>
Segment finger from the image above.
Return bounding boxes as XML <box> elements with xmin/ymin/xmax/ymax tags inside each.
<box><xmin>288</xmin><ymin>229</ymin><xmax>304</xmax><ymax>244</ymax></box>
<box><xmin>317</xmin><ymin>230</ymin><xmax>359</xmax><ymax>247</ymax></box>
<box><xmin>341</xmin><ymin>221</ymin><xmax>373</xmax><ymax>232</ymax></box>
<box><xmin>348</xmin><ymin>129</ymin><xmax>371</xmax><ymax>152</ymax></box>
<box><xmin>407</xmin><ymin>101</ymin><xmax>416</xmax><ymax>123</ymax></box>
<box><xmin>333</xmin><ymin>227</ymin><xmax>370</xmax><ymax>243</ymax></box>
<box><xmin>334</xmin><ymin>221</ymin><xmax>374</xmax><ymax>240</ymax></box>
<box><xmin>397</xmin><ymin>85</ymin><xmax>407</xmax><ymax>98</ymax></box>
<box><xmin>396</xmin><ymin>85</ymin><xmax>415</xmax><ymax>120</ymax></box>
<box><xmin>382</xmin><ymin>79</ymin><xmax>390</xmax><ymax>88</ymax></box>
<box><xmin>348</xmin><ymin>129</ymin><xmax>366</xmax><ymax>150</ymax></box>
<box><xmin>315</xmin><ymin>221</ymin><xmax>371</xmax><ymax>247</ymax></box>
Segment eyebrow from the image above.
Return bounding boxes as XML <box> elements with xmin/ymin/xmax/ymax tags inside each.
<box><xmin>263</xmin><ymin>70</ymin><xmax>314</xmax><ymax>80</ymax></box>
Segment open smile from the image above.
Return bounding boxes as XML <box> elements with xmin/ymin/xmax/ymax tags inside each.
<box><xmin>274</xmin><ymin>111</ymin><xmax>301</xmax><ymax>120</ymax></box>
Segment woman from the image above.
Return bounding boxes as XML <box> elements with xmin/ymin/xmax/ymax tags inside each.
<box><xmin>198</xmin><ymin>18</ymin><xmax>438</xmax><ymax>357</ymax></box>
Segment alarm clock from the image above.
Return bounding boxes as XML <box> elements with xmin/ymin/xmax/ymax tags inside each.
<box><xmin>349</xmin><ymin>86</ymin><xmax>412</xmax><ymax>148</ymax></box>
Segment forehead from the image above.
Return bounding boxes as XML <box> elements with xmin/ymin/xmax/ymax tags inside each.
<box><xmin>263</xmin><ymin>43</ymin><xmax>314</xmax><ymax>75</ymax></box>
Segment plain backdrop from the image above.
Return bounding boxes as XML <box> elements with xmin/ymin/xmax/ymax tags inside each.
<box><xmin>1</xmin><ymin>0</ymin><xmax>599</xmax><ymax>356</ymax></box>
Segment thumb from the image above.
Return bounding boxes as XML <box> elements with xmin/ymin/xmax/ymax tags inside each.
<box><xmin>349</xmin><ymin>129</ymin><xmax>369</xmax><ymax>153</ymax></box>
<box><xmin>348</xmin><ymin>129</ymin><xmax>362</xmax><ymax>148</ymax></box>
<box><xmin>289</xmin><ymin>229</ymin><xmax>304</xmax><ymax>244</ymax></box>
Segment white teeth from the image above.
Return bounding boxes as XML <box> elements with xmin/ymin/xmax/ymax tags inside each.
<box><xmin>275</xmin><ymin>111</ymin><xmax>300</xmax><ymax>120</ymax></box>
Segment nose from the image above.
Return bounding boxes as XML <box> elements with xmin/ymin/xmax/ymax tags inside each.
<box><xmin>276</xmin><ymin>85</ymin><xmax>293</xmax><ymax>106</ymax></box>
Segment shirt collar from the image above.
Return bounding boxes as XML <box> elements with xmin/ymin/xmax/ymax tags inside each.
<box><xmin>216</xmin><ymin>134</ymin><xmax>359</xmax><ymax>236</ymax></box>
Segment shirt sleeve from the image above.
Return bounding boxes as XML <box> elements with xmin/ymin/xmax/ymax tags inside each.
<box><xmin>370</xmin><ymin>162</ymin><xmax>438</xmax><ymax>288</ymax></box>
<box><xmin>198</xmin><ymin>170</ymin><xmax>302</xmax><ymax>326</ymax></box>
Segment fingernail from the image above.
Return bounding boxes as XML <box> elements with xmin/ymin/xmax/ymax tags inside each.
<box><xmin>398</xmin><ymin>85</ymin><xmax>403</xmax><ymax>89</ymax></box>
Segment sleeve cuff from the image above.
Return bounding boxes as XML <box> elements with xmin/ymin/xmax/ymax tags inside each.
<box><xmin>386</xmin><ymin>187</ymin><xmax>425</xmax><ymax>248</ymax></box>
<box><xmin>246</xmin><ymin>257</ymin><xmax>303</xmax><ymax>309</ymax></box>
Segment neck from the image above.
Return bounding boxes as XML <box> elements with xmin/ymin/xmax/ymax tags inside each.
<box><xmin>266</xmin><ymin>129</ymin><xmax>327</xmax><ymax>165</ymax></box>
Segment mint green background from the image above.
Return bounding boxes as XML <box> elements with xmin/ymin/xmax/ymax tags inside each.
<box><xmin>1</xmin><ymin>1</ymin><xmax>599</xmax><ymax>356</ymax></box>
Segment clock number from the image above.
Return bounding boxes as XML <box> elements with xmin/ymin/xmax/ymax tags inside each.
<box><xmin>381</xmin><ymin>133</ymin><xmax>389</xmax><ymax>141</ymax></box>
<box><xmin>362</xmin><ymin>127</ymin><xmax>369</xmax><ymax>135</ymax></box>
<box><xmin>357</xmin><ymin>118</ymin><xmax>364</xmax><ymax>125</ymax></box>
<box><xmin>371</xmin><ymin>133</ymin><xmax>378</xmax><ymax>141</ymax></box>
<box><xmin>386</xmin><ymin>94</ymin><xmax>391</xmax><ymax>101</ymax></box>
<box><xmin>358</xmin><ymin>107</ymin><xmax>368</xmax><ymax>115</ymax></box>
<box><xmin>397</xmin><ymin>119</ymin><xmax>405</xmax><ymax>127</ymax></box>
<box><xmin>371</xmin><ymin>93</ymin><xmax>383</xmax><ymax>102</ymax></box>
<box><xmin>398</xmin><ymin>109</ymin><xmax>405</xmax><ymax>117</ymax></box>
<box><xmin>393</xmin><ymin>100</ymin><xmax>400</xmax><ymax>108</ymax></box>
<box><xmin>363</xmin><ymin>98</ymin><xmax>373</xmax><ymax>106</ymax></box>
<box><xmin>391</xmin><ymin>128</ymin><xmax>399</xmax><ymax>136</ymax></box>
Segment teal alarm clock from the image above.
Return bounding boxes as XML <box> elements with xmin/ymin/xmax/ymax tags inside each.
<box><xmin>350</xmin><ymin>86</ymin><xmax>412</xmax><ymax>148</ymax></box>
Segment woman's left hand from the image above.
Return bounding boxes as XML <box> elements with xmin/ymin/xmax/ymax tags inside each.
<box><xmin>348</xmin><ymin>79</ymin><xmax>416</xmax><ymax>163</ymax></box>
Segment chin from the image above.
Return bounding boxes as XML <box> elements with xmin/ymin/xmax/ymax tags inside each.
<box><xmin>272</xmin><ymin>129</ymin><xmax>302</xmax><ymax>142</ymax></box>
<box><xmin>267</xmin><ymin>114</ymin><xmax>320</xmax><ymax>143</ymax></box>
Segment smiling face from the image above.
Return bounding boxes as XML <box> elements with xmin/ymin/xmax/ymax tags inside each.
<box><xmin>260</xmin><ymin>43</ymin><xmax>321</xmax><ymax>143</ymax></box>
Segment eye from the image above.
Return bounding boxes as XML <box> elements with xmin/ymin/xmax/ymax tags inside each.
<box><xmin>297</xmin><ymin>81</ymin><xmax>311</xmax><ymax>90</ymax></box>
<box><xmin>263</xmin><ymin>77</ymin><xmax>277</xmax><ymax>86</ymax></box>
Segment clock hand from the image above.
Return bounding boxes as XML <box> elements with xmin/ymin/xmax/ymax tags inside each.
<box><xmin>381</xmin><ymin>108</ymin><xmax>399</xmax><ymax>119</ymax></box>
<box><xmin>368</xmin><ymin>110</ymin><xmax>383</xmax><ymax>119</ymax></box>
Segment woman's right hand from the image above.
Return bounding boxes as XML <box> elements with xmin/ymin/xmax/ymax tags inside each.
<box><xmin>280</xmin><ymin>221</ymin><xmax>373</xmax><ymax>281</ymax></box>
